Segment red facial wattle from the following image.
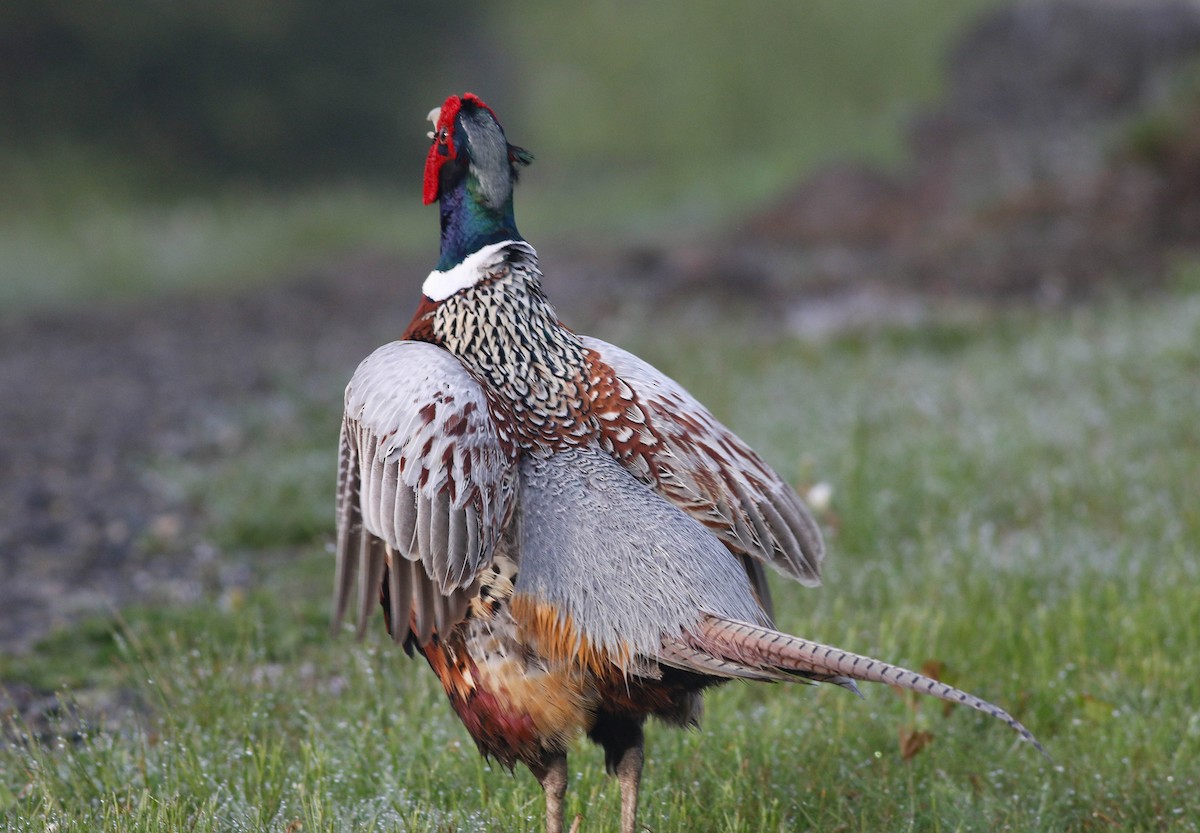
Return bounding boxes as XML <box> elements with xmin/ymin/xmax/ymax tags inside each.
<box><xmin>422</xmin><ymin>93</ymin><xmax>498</xmax><ymax>205</ymax></box>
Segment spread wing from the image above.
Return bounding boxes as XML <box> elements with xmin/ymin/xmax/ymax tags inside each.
<box><xmin>582</xmin><ymin>336</ymin><xmax>824</xmax><ymax>611</ymax></box>
<box><xmin>332</xmin><ymin>340</ymin><xmax>518</xmax><ymax>648</ymax></box>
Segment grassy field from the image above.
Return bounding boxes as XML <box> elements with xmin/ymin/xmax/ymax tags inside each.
<box><xmin>3</xmin><ymin>289</ymin><xmax>1198</xmax><ymax>832</ymax></box>
<box><xmin>6</xmin><ymin>3</ymin><xmax>1195</xmax><ymax>829</ymax></box>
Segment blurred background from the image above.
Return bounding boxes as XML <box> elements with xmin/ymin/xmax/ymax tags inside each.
<box><xmin>6</xmin><ymin>0</ymin><xmax>1200</xmax><ymax>669</ymax></box>
<box><xmin>0</xmin><ymin>0</ymin><xmax>1032</xmax><ymax>308</ymax></box>
<box><xmin>6</xmin><ymin>0</ymin><xmax>1200</xmax><ymax>673</ymax></box>
<box><xmin>5</xmin><ymin>0</ymin><xmax>1200</xmax><ymax>312</ymax></box>
<box><xmin>3</xmin><ymin>2</ymin><xmax>1200</xmax><ymax>827</ymax></box>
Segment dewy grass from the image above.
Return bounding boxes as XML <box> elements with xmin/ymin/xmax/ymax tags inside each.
<box><xmin>3</xmin><ymin>292</ymin><xmax>1200</xmax><ymax>831</ymax></box>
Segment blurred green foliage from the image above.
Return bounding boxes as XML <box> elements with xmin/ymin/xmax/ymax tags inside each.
<box><xmin>0</xmin><ymin>0</ymin><xmax>1003</xmax><ymax>192</ymax></box>
<box><xmin>0</xmin><ymin>0</ymin><xmax>1010</xmax><ymax>309</ymax></box>
<box><xmin>0</xmin><ymin>0</ymin><xmax>483</xmax><ymax>183</ymax></box>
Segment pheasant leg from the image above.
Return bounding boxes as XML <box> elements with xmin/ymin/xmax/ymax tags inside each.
<box><xmin>530</xmin><ymin>753</ymin><xmax>568</xmax><ymax>833</ymax></box>
<box><xmin>615</xmin><ymin>738</ymin><xmax>644</xmax><ymax>833</ymax></box>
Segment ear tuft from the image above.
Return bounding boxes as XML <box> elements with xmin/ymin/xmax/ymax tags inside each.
<box><xmin>509</xmin><ymin>145</ymin><xmax>534</xmax><ymax>167</ymax></box>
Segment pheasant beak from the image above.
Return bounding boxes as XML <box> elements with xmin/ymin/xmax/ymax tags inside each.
<box><xmin>426</xmin><ymin>106</ymin><xmax>442</xmax><ymax>140</ymax></box>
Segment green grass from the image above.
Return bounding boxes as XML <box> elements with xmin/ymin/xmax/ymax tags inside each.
<box><xmin>4</xmin><ymin>291</ymin><xmax>1199</xmax><ymax>831</ymax></box>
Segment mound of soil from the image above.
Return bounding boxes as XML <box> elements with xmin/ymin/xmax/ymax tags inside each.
<box><xmin>734</xmin><ymin>0</ymin><xmax>1200</xmax><ymax>302</ymax></box>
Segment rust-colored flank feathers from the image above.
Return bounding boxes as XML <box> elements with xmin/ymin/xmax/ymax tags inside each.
<box><xmin>510</xmin><ymin>594</ymin><xmax>633</xmax><ymax>677</ymax></box>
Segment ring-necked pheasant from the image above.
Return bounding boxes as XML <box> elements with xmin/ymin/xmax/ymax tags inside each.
<box><xmin>332</xmin><ymin>93</ymin><xmax>1044</xmax><ymax>833</ymax></box>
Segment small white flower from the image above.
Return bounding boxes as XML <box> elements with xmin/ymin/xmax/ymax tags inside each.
<box><xmin>806</xmin><ymin>481</ymin><xmax>833</xmax><ymax>512</ymax></box>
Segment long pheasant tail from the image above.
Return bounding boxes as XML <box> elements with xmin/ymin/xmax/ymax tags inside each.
<box><xmin>698</xmin><ymin>615</ymin><xmax>1049</xmax><ymax>760</ymax></box>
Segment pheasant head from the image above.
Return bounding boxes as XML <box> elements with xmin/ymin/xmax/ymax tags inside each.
<box><xmin>424</xmin><ymin>93</ymin><xmax>534</xmax><ymax>271</ymax></box>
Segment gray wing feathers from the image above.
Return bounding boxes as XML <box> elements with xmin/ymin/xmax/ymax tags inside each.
<box><xmin>430</xmin><ymin>489</ymin><xmax>452</xmax><ymax>582</ymax></box>
<box><xmin>357</xmin><ymin>533</ymin><xmax>386</xmax><ymax>637</ymax></box>
<box><xmin>332</xmin><ymin>340</ymin><xmax>517</xmax><ymax>645</ymax></box>
<box><xmin>386</xmin><ymin>547</ymin><xmax>411</xmax><ymax>643</ymax></box>
<box><xmin>738</xmin><ymin>555</ymin><xmax>774</xmax><ymax>616</ymax></box>
<box><xmin>581</xmin><ymin>336</ymin><xmax>824</xmax><ymax>592</ymax></box>
<box><xmin>516</xmin><ymin>448</ymin><xmax>770</xmax><ymax>662</ymax></box>
<box><xmin>446</xmin><ymin>506</ymin><xmax>469</xmax><ymax>586</ymax></box>
<box><xmin>393</xmin><ymin>481</ymin><xmax>417</xmax><ymax>553</ymax></box>
<box><xmin>412</xmin><ymin>558</ymin><xmax>439</xmax><ymax>646</ymax></box>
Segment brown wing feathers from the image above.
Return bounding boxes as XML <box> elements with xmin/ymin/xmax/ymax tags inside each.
<box><xmin>582</xmin><ymin>336</ymin><xmax>825</xmax><ymax>593</ymax></box>
<box><xmin>332</xmin><ymin>341</ymin><xmax>517</xmax><ymax>648</ymax></box>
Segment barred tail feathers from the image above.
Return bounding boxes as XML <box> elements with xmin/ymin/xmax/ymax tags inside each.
<box><xmin>693</xmin><ymin>615</ymin><xmax>1047</xmax><ymax>758</ymax></box>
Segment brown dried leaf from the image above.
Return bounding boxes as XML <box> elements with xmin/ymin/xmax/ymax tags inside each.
<box><xmin>920</xmin><ymin>659</ymin><xmax>946</xmax><ymax>681</ymax></box>
<box><xmin>899</xmin><ymin>727</ymin><xmax>935</xmax><ymax>761</ymax></box>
